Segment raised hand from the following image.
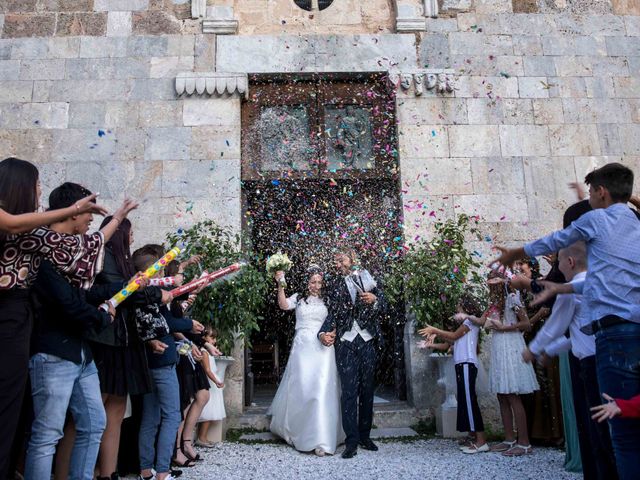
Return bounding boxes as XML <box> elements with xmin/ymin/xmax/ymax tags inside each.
<box><xmin>191</xmin><ymin>319</ymin><xmax>205</xmax><ymax>334</ymax></box>
<box><xmin>75</xmin><ymin>193</ymin><xmax>109</xmax><ymax>216</ymax></box>
<box><xmin>114</xmin><ymin>198</ymin><xmax>139</xmax><ymax>220</ymax></box>
<box><xmin>161</xmin><ymin>289</ymin><xmax>174</xmax><ymax>305</ymax></box>
<box><xmin>488</xmin><ymin>246</ymin><xmax>524</xmax><ymax>268</ymax></box>
<box><xmin>530</xmin><ymin>280</ymin><xmax>572</xmax><ymax>307</ymax></box>
<box><xmin>417</xmin><ymin>325</ymin><xmax>435</xmax><ymax>337</ymax></box>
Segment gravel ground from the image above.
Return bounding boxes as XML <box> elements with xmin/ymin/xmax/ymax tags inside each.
<box><xmin>175</xmin><ymin>439</ymin><xmax>581</xmax><ymax>480</ymax></box>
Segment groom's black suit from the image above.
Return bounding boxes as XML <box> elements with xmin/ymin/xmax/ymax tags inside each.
<box><xmin>318</xmin><ymin>272</ymin><xmax>385</xmax><ymax>449</ymax></box>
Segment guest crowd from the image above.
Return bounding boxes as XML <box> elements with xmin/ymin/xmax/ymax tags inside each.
<box><xmin>0</xmin><ymin>155</ymin><xmax>639</xmax><ymax>480</ymax></box>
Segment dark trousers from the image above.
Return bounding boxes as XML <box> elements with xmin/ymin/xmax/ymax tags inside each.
<box><xmin>578</xmin><ymin>355</ymin><xmax>618</xmax><ymax>480</ymax></box>
<box><xmin>0</xmin><ymin>291</ymin><xmax>33</xmax><ymax>479</ymax></box>
<box><xmin>595</xmin><ymin>322</ymin><xmax>640</xmax><ymax>480</ymax></box>
<box><xmin>455</xmin><ymin>363</ymin><xmax>484</xmax><ymax>433</ymax></box>
<box><xmin>569</xmin><ymin>352</ymin><xmax>597</xmax><ymax>480</ymax></box>
<box><xmin>335</xmin><ymin>335</ymin><xmax>376</xmax><ymax>448</ymax></box>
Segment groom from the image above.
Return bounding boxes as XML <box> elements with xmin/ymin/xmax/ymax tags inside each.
<box><xmin>318</xmin><ymin>249</ymin><xmax>385</xmax><ymax>459</ymax></box>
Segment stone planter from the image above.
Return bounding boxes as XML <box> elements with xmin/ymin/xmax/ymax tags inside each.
<box><xmin>203</xmin><ymin>355</ymin><xmax>235</xmax><ymax>443</ymax></box>
<box><xmin>430</xmin><ymin>353</ymin><xmax>463</xmax><ymax>438</ymax></box>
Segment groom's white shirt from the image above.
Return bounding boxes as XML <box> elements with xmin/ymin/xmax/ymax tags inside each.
<box><xmin>341</xmin><ymin>273</ymin><xmax>373</xmax><ymax>343</ymax></box>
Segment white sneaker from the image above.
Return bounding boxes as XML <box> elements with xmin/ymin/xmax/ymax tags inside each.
<box><xmin>461</xmin><ymin>443</ymin><xmax>490</xmax><ymax>454</ymax></box>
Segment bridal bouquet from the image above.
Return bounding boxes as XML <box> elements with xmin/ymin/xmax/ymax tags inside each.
<box><xmin>266</xmin><ymin>252</ymin><xmax>293</xmax><ymax>288</ymax></box>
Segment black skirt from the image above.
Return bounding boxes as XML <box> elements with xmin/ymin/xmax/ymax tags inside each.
<box><xmin>176</xmin><ymin>354</ymin><xmax>210</xmax><ymax>411</ymax></box>
<box><xmin>92</xmin><ymin>341</ymin><xmax>153</xmax><ymax>397</ymax></box>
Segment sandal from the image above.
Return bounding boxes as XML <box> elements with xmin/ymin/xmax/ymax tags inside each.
<box><xmin>489</xmin><ymin>440</ymin><xmax>516</xmax><ymax>452</ymax></box>
<box><xmin>502</xmin><ymin>444</ymin><xmax>533</xmax><ymax>456</ymax></box>
<box><xmin>461</xmin><ymin>443</ymin><xmax>490</xmax><ymax>454</ymax></box>
<box><xmin>171</xmin><ymin>457</ymin><xmax>195</xmax><ymax>468</ymax></box>
<box><xmin>181</xmin><ymin>438</ymin><xmax>202</xmax><ymax>462</ymax></box>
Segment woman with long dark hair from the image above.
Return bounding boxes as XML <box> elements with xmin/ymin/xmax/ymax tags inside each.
<box><xmin>90</xmin><ymin>217</ymin><xmax>170</xmax><ymax>480</ymax></box>
<box><xmin>0</xmin><ymin>157</ymin><xmax>136</xmax><ymax>479</ymax></box>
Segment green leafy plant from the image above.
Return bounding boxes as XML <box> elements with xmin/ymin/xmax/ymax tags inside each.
<box><xmin>386</xmin><ymin>214</ymin><xmax>487</xmax><ymax>330</ymax></box>
<box><xmin>166</xmin><ymin>220</ymin><xmax>268</xmax><ymax>353</ymax></box>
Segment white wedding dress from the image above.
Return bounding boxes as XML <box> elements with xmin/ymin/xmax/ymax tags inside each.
<box><xmin>269</xmin><ymin>294</ymin><xmax>345</xmax><ymax>454</ymax></box>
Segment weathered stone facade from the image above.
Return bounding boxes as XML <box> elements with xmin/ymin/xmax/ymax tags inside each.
<box><xmin>1</xmin><ymin>0</ymin><xmax>639</xmax><ymax>421</ymax></box>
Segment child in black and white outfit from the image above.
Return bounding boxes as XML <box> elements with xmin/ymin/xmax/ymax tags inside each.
<box><xmin>419</xmin><ymin>294</ymin><xmax>487</xmax><ymax>453</ymax></box>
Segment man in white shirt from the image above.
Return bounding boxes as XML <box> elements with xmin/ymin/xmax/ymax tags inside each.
<box><xmin>318</xmin><ymin>249</ymin><xmax>385</xmax><ymax>459</ymax></box>
<box><xmin>523</xmin><ymin>242</ymin><xmax>617</xmax><ymax>479</ymax></box>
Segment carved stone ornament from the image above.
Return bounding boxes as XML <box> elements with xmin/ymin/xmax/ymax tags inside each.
<box><xmin>395</xmin><ymin>0</ymin><xmax>438</xmax><ymax>33</ymax></box>
<box><xmin>388</xmin><ymin>69</ymin><xmax>455</xmax><ymax>95</ymax></box>
<box><xmin>191</xmin><ymin>0</ymin><xmax>206</xmax><ymax>19</ymax></box>
<box><xmin>175</xmin><ymin>72</ymin><xmax>249</xmax><ymax>99</ymax></box>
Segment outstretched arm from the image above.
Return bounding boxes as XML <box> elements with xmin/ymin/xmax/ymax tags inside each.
<box><xmin>418</xmin><ymin>323</ymin><xmax>469</xmax><ymax>343</ymax></box>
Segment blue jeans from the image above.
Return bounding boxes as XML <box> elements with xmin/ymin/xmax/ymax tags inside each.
<box><xmin>139</xmin><ymin>365</ymin><xmax>181</xmax><ymax>475</ymax></box>
<box><xmin>595</xmin><ymin>322</ymin><xmax>640</xmax><ymax>480</ymax></box>
<box><xmin>25</xmin><ymin>353</ymin><xmax>106</xmax><ymax>480</ymax></box>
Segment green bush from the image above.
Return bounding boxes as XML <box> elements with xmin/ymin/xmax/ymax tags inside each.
<box><xmin>166</xmin><ymin>220</ymin><xmax>268</xmax><ymax>353</ymax></box>
<box><xmin>385</xmin><ymin>214</ymin><xmax>487</xmax><ymax>330</ymax></box>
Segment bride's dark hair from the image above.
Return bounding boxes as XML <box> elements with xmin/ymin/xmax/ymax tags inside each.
<box><xmin>299</xmin><ymin>264</ymin><xmax>324</xmax><ymax>305</ymax></box>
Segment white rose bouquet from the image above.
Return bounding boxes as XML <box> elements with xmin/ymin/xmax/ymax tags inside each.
<box><xmin>266</xmin><ymin>252</ymin><xmax>293</xmax><ymax>288</ymax></box>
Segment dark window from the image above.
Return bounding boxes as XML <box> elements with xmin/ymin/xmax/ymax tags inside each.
<box><xmin>293</xmin><ymin>0</ymin><xmax>334</xmax><ymax>11</ymax></box>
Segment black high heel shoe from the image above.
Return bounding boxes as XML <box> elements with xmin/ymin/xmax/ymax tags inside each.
<box><xmin>181</xmin><ymin>438</ymin><xmax>202</xmax><ymax>462</ymax></box>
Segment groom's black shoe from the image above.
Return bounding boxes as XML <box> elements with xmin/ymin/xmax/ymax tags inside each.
<box><xmin>359</xmin><ymin>439</ymin><xmax>379</xmax><ymax>451</ymax></box>
<box><xmin>342</xmin><ymin>445</ymin><xmax>358</xmax><ymax>459</ymax></box>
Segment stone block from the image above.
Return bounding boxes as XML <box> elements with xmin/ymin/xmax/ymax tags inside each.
<box><xmin>191</xmin><ymin>125</ymin><xmax>240</xmax><ymax>160</ymax></box>
<box><xmin>606</xmin><ymin>36</ymin><xmax>640</xmax><ymax>57</ymax></box>
<box><xmin>144</xmin><ymin>127</ymin><xmax>190</xmax><ymax>160</ymax></box>
<box><xmin>532</xmin><ymin>98</ymin><xmax>564</xmax><ymax>124</ymax></box>
<box><xmin>0</xmin><ymin>40</ymin><xmax>11</xmax><ymax>60</ymax></box>
<box><xmin>2</xmin><ymin>0</ymin><xmax>38</xmax><ymax>12</ymax></box>
<box><xmin>512</xmin><ymin>35</ymin><xmax>542</xmax><ymax>56</ymax></box>
<box><xmin>9</xmin><ymin>38</ymin><xmax>49</xmax><ymax>59</ymax></box>
<box><xmin>629</xmin><ymin>100</ymin><xmax>640</xmax><ymax>123</ymax></box>
<box><xmin>597</xmin><ymin>124</ymin><xmax>622</xmax><ymax>155</ymax></box>
<box><xmin>449</xmin><ymin>55</ymin><xmax>524</xmax><ymax>77</ymax></box>
<box><xmin>20</xmin><ymin>58</ymin><xmax>65</xmax><ymax>80</ymax></box>
<box><xmin>499</xmin><ymin>124</ymin><xmax>550</xmax><ymax>156</ymax></box>
<box><xmin>591</xmin><ymin>57</ymin><xmax>629</xmax><ymax>77</ymax></box>
<box><xmin>0</xmin><ymin>60</ymin><xmax>20</xmax><ymax>80</ymax></box>
<box><xmin>51</xmin><ymin>128</ymin><xmax>117</xmax><ymax>163</ymax></box>
<box><xmin>132</xmin><ymin>11</ymin><xmax>182</xmax><ymax>35</ymax></box>
<box><xmin>138</xmin><ymin>101</ymin><xmax>182</xmax><ymax>127</ymax></box>
<box><xmin>547</xmin><ymin>77</ymin><xmax>587</xmax><ymax>98</ymax></box>
<box><xmin>41</xmin><ymin>1</ymin><xmax>95</xmax><ymax>12</ymax></box>
<box><xmin>626</xmin><ymin>16</ymin><xmax>640</xmax><ymax>36</ymax></box>
<box><xmin>2</xmin><ymin>14</ymin><xmax>56</xmax><ymax>38</ymax></box>
<box><xmin>397</xmin><ymin>98</ymin><xmax>468</xmax><ymax>125</ymax></box>
<box><xmin>453</xmin><ymin>193</ymin><xmax>528</xmax><ymax>223</ymax></box>
<box><xmin>128</xmin><ymin>78</ymin><xmax>175</xmax><ymax>101</ymax></box>
<box><xmin>0</xmin><ymin>81</ymin><xmax>32</xmax><ymax>102</ymax></box>
<box><xmin>470</xmin><ymin>157</ymin><xmax>525</xmax><ymax>194</ymax></box>
<box><xmin>563</xmin><ymin>98</ymin><xmax>631</xmax><ymax>124</ymax></box>
<box><xmin>619</xmin><ymin>124</ymin><xmax>640</xmax><ymax>155</ymax></box>
<box><xmin>0</xmin><ymin>129</ymin><xmax>53</xmax><ymax>163</ymax></box>
<box><xmin>541</xmin><ymin>35</ymin><xmax>575</xmax><ymax>56</ymax></box>
<box><xmin>614</xmin><ymin>77</ymin><xmax>640</xmax><ymax>98</ymax></box>
<box><xmin>553</xmin><ymin>56</ymin><xmax>593</xmax><ymax>76</ymax></box>
<box><xmin>104</xmin><ymin>101</ymin><xmax>139</xmax><ymax>127</ymax></box>
<box><xmin>522</xmin><ymin>156</ymin><xmax>578</xmax><ymax>221</ymax></box>
<box><xmin>68</xmin><ymin>101</ymin><xmax>106</xmax><ymax>127</ymax></box>
<box><xmin>107</xmin><ymin>11</ymin><xmax>131</xmax><ymax>36</ymax></box>
<box><xmin>94</xmin><ymin>0</ymin><xmax>149</xmax><ymax>10</ymax></box>
<box><xmin>614</xmin><ymin>0</ymin><xmax>640</xmax><ymax>15</ymax></box>
<box><xmin>401</xmin><ymin>157</ymin><xmax>473</xmax><ymax>196</ymax></box>
<box><xmin>0</xmin><ymin>103</ymin><xmax>22</xmax><ymax>128</ymax></box>
<box><xmin>115</xmin><ymin>128</ymin><xmax>145</xmax><ymax>161</ymax></box>
<box><xmin>554</xmin><ymin>14</ymin><xmax>625</xmax><ymax>37</ymax></box>
<box><xmin>56</xmin><ymin>12</ymin><xmax>107</xmax><ymax>36</ymax></box>
<box><xmin>454</xmin><ymin>76</ymin><xmax>519</xmax><ymax>98</ymax></box>
<box><xmin>149</xmin><ymin>56</ymin><xmax>193</xmax><ymax>78</ymax></box>
<box><xmin>112</xmin><ymin>57</ymin><xmax>149</xmax><ymax>78</ymax></box>
<box><xmin>0</xmin><ymin>15</ymin><xmax>5</xmax><ymax>33</ymax></box>
<box><xmin>475</xmin><ymin>0</ymin><xmax>513</xmax><ymax>13</ymax></box>
<box><xmin>162</xmin><ymin>159</ymin><xmax>237</xmax><ymax>199</ymax></box>
<box><xmin>126</xmin><ymin>36</ymin><xmax>168</xmax><ymax>57</ymax></box>
<box><xmin>523</xmin><ymin>56</ymin><xmax>556</xmax><ymax>76</ymax></box>
<box><xmin>585</xmin><ymin>77</ymin><xmax>615</xmax><ymax>98</ymax></box>
<box><xmin>168</xmin><ymin>34</ymin><xmax>194</xmax><ymax>57</ymax></box>
<box><xmin>399</xmin><ymin>125</ymin><xmax>450</xmax><ymax>158</ymax></box>
<box><xmin>512</xmin><ymin>0</ymin><xmax>537</xmax><ymax>13</ymax></box>
<box><xmin>419</xmin><ymin>33</ymin><xmax>450</xmax><ymax>69</ymax></box>
<box><xmin>448</xmin><ymin>125</ymin><xmax>500</xmax><ymax>157</ymax></box>
<box><xmin>48</xmin><ymin>37</ymin><xmax>81</xmax><ymax>58</ymax></box>
<box><xmin>194</xmin><ymin>34</ymin><xmax>215</xmax><ymax>71</ymax></box>
<box><xmin>575</xmin><ymin>36</ymin><xmax>607</xmax><ymax>56</ymax></box>
<box><xmin>628</xmin><ymin>56</ymin><xmax>640</xmax><ymax>77</ymax></box>
<box><xmin>32</xmin><ymin>80</ymin><xmax>53</xmax><ymax>102</ymax></box>
<box><xmin>449</xmin><ymin>33</ymin><xmax>513</xmax><ymax>55</ymax></box>
<box><xmin>79</xmin><ymin>36</ymin><xmax>127</xmax><ymax>57</ymax></box>
<box><xmin>548</xmin><ymin>124</ymin><xmax>600</xmax><ymax>156</ymax></box>
<box><xmin>467</xmin><ymin>98</ymin><xmax>533</xmax><ymax>124</ymax></box>
<box><xmin>21</xmin><ymin>102</ymin><xmax>68</xmax><ymax>129</ymax></box>
<box><xmin>182</xmin><ymin>98</ymin><xmax>240</xmax><ymax>127</ymax></box>
<box><xmin>518</xmin><ymin>77</ymin><xmax>549</xmax><ymax>98</ymax></box>
<box><xmin>49</xmin><ymin>79</ymin><xmax>128</xmax><ymax>101</ymax></box>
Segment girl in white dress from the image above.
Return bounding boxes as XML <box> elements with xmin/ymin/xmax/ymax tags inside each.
<box><xmin>269</xmin><ymin>266</ymin><xmax>345</xmax><ymax>456</ymax></box>
<box><xmin>197</xmin><ymin>327</ymin><xmax>226</xmax><ymax>448</ymax></box>
<box><xmin>485</xmin><ymin>271</ymin><xmax>539</xmax><ymax>456</ymax></box>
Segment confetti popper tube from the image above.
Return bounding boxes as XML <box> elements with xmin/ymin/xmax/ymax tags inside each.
<box><xmin>108</xmin><ymin>247</ymin><xmax>181</xmax><ymax>308</ymax></box>
<box><xmin>148</xmin><ymin>276</ymin><xmax>177</xmax><ymax>287</ymax></box>
<box><xmin>169</xmin><ymin>262</ymin><xmax>242</xmax><ymax>297</ymax></box>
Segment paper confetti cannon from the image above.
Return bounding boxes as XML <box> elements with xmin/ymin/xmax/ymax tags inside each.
<box><xmin>107</xmin><ymin>247</ymin><xmax>181</xmax><ymax>308</ymax></box>
<box><xmin>169</xmin><ymin>262</ymin><xmax>245</xmax><ymax>297</ymax></box>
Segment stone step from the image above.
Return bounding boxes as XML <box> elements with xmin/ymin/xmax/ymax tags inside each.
<box><xmin>240</xmin><ymin>426</ymin><xmax>418</xmax><ymax>442</ymax></box>
<box><xmin>229</xmin><ymin>401</ymin><xmax>425</xmax><ymax>431</ymax></box>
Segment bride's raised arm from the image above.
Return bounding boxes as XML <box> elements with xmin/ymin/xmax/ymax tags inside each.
<box><xmin>275</xmin><ymin>271</ymin><xmax>292</xmax><ymax>311</ymax></box>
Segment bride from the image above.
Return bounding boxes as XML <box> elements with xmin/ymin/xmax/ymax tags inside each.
<box><xmin>269</xmin><ymin>265</ymin><xmax>345</xmax><ymax>456</ymax></box>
